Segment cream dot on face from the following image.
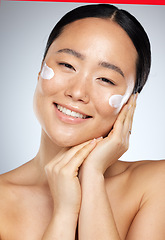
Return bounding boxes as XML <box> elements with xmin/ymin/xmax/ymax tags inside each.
<box><xmin>109</xmin><ymin>95</ymin><xmax>124</xmax><ymax>108</ymax></box>
<box><xmin>109</xmin><ymin>79</ymin><xmax>134</xmax><ymax>110</ymax></box>
<box><xmin>40</xmin><ymin>62</ymin><xmax>54</xmax><ymax>80</ymax></box>
<box><xmin>109</xmin><ymin>90</ymin><xmax>132</xmax><ymax>110</ymax></box>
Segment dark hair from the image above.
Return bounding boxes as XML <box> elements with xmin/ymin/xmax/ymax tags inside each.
<box><xmin>43</xmin><ymin>4</ymin><xmax>151</xmax><ymax>93</ymax></box>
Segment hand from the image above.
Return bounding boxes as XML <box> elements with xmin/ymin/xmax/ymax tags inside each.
<box><xmin>79</xmin><ymin>94</ymin><xmax>138</xmax><ymax>176</ymax></box>
<box><xmin>44</xmin><ymin>140</ymin><xmax>98</xmax><ymax>215</ymax></box>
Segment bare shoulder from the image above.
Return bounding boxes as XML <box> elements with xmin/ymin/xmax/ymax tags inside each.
<box><xmin>106</xmin><ymin>159</ymin><xmax>165</xmax><ymax>201</ymax></box>
<box><xmin>0</xmin><ymin>172</ymin><xmax>15</xmax><ymax>238</ymax></box>
<box><xmin>0</xmin><ymin>172</ymin><xmax>13</xmax><ymax>200</ymax></box>
<box><xmin>104</xmin><ymin>160</ymin><xmax>165</xmax><ymax>239</ymax></box>
<box><xmin>108</xmin><ymin>160</ymin><xmax>165</xmax><ymax>239</ymax></box>
<box><xmin>0</xmin><ymin>160</ymin><xmax>37</xmax><ymax>222</ymax></box>
<box><xmin>129</xmin><ymin>158</ymin><xmax>165</xmax><ymax>172</ymax></box>
<box><xmin>0</xmin><ymin>159</ymin><xmax>39</xmax><ymax>206</ymax></box>
<box><xmin>124</xmin><ymin>160</ymin><xmax>165</xmax><ymax>239</ymax></box>
<box><xmin>0</xmin><ymin>167</ymin><xmax>24</xmax><ymax>213</ymax></box>
<box><xmin>0</xmin><ymin>160</ymin><xmax>48</xmax><ymax>240</ymax></box>
<box><xmin>0</xmin><ymin>159</ymin><xmax>38</xmax><ymax>187</ymax></box>
<box><xmin>129</xmin><ymin>159</ymin><xmax>165</xmax><ymax>187</ymax></box>
<box><xmin>124</xmin><ymin>159</ymin><xmax>165</xmax><ymax>198</ymax></box>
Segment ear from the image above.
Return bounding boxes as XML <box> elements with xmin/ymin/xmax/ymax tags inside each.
<box><xmin>38</xmin><ymin>71</ymin><xmax>41</xmax><ymax>81</ymax></box>
<box><xmin>38</xmin><ymin>60</ymin><xmax>44</xmax><ymax>81</ymax></box>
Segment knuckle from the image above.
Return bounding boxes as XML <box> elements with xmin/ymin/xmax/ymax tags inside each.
<box><xmin>74</xmin><ymin>150</ymin><xmax>81</xmax><ymax>158</ymax></box>
<box><xmin>53</xmin><ymin>164</ymin><xmax>62</xmax><ymax>175</ymax></box>
<box><xmin>44</xmin><ymin>164</ymin><xmax>51</xmax><ymax>175</ymax></box>
<box><xmin>114</xmin><ymin>137</ymin><xmax>129</xmax><ymax>152</ymax></box>
<box><xmin>60</xmin><ymin>167</ymin><xmax>69</xmax><ymax>177</ymax></box>
<box><xmin>46</xmin><ymin>164</ymin><xmax>60</xmax><ymax>176</ymax></box>
<box><xmin>74</xmin><ymin>145</ymin><xmax>90</xmax><ymax>158</ymax></box>
<box><xmin>114</xmin><ymin>138</ymin><xmax>122</xmax><ymax>148</ymax></box>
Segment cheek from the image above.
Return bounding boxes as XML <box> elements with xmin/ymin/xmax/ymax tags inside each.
<box><xmin>95</xmin><ymin>101</ymin><xmax>118</xmax><ymax>137</ymax></box>
<box><xmin>94</xmin><ymin>93</ymin><xmax>118</xmax><ymax>127</ymax></box>
<box><xmin>93</xmin><ymin>87</ymin><xmax>122</xmax><ymax>119</ymax></box>
<box><xmin>38</xmin><ymin>62</ymin><xmax>65</xmax><ymax>96</ymax></box>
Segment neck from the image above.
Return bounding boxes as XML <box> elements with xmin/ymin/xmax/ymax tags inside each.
<box><xmin>34</xmin><ymin>129</ymin><xmax>68</xmax><ymax>186</ymax></box>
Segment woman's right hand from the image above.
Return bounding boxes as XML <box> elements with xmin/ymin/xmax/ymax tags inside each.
<box><xmin>44</xmin><ymin>140</ymin><xmax>98</xmax><ymax>216</ymax></box>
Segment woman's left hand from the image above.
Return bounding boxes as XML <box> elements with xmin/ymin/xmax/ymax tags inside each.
<box><xmin>79</xmin><ymin>93</ymin><xmax>138</xmax><ymax>176</ymax></box>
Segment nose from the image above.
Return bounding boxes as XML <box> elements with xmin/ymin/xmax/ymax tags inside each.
<box><xmin>64</xmin><ymin>75</ymin><xmax>90</xmax><ymax>103</ymax></box>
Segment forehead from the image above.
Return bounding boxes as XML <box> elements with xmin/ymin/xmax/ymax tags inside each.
<box><xmin>57</xmin><ymin>18</ymin><xmax>136</xmax><ymax>49</ymax></box>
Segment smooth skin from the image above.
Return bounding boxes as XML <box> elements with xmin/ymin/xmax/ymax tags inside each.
<box><xmin>0</xmin><ymin>18</ymin><xmax>165</xmax><ymax>240</ymax></box>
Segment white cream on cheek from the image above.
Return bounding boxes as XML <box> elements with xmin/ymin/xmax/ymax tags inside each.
<box><xmin>109</xmin><ymin>95</ymin><xmax>123</xmax><ymax>108</ymax></box>
<box><xmin>40</xmin><ymin>62</ymin><xmax>54</xmax><ymax>80</ymax></box>
<box><xmin>109</xmin><ymin>82</ymin><xmax>134</xmax><ymax>110</ymax></box>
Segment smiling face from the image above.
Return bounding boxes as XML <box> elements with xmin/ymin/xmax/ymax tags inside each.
<box><xmin>33</xmin><ymin>18</ymin><xmax>137</xmax><ymax>147</ymax></box>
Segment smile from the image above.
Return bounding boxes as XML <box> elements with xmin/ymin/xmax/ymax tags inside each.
<box><xmin>56</xmin><ymin>104</ymin><xmax>90</xmax><ymax>119</ymax></box>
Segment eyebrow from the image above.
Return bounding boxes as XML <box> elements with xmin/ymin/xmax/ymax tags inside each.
<box><xmin>56</xmin><ymin>48</ymin><xmax>124</xmax><ymax>78</ymax></box>
<box><xmin>56</xmin><ymin>48</ymin><xmax>85</xmax><ymax>60</ymax></box>
<box><xmin>99</xmin><ymin>61</ymin><xmax>125</xmax><ymax>78</ymax></box>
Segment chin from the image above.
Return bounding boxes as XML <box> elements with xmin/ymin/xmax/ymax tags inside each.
<box><xmin>58</xmin><ymin>135</ymin><xmax>94</xmax><ymax>147</ymax></box>
<box><xmin>49</xmin><ymin>130</ymin><xmax>108</xmax><ymax>148</ymax></box>
<box><xmin>42</xmin><ymin>123</ymin><xmax>112</xmax><ymax>148</ymax></box>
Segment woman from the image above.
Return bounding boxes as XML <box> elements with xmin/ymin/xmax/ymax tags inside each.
<box><xmin>0</xmin><ymin>3</ymin><xmax>165</xmax><ymax>240</ymax></box>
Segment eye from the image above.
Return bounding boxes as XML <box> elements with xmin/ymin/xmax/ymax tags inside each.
<box><xmin>99</xmin><ymin>78</ymin><xmax>115</xmax><ymax>85</ymax></box>
<box><xmin>58</xmin><ymin>62</ymin><xmax>76</xmax><ymax>71</ymax></box>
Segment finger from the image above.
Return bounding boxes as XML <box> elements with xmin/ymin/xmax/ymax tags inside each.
<box><xmin>45</xmin><ymin>148</ymin><xmax>69</xmax><ymax>172</ymax></box>
<box><xmin>62</xmin><ymin>140</ymin><xmax>97</xmax><ymax>176</ymax></box>
<box><xmin>46</xmin><ymin>139</ymin><xmax>92</xmax><ymax>171</ymax></box>
<box><xmin>124</xmin><ymin>93</ymin><xmax>137</xmax><ymax>132</ymax></box>
<box><xmin>108</xmin><ymin>102</ymin><xmax>130</xmax><ymax>139</ymax></box>
<box><xmin>123</xmin><ymin>93</ymin><xmax>138</xmax><ymax>140</ymax></box>
<box><xmin>54</xmin><ymin>140</ymin><xmax>96</xmax><ymax>171</ymax></box>
<box><xmin>107</xmin><ymin>94</ymin><xmax>136</xmax><ymax>144</ymax></box>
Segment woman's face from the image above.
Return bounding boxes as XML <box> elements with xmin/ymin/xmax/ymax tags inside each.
<box><xmin>33</xmin><ymin>18</ymin><xmax>137</xmax><ymax>146</ymax></box>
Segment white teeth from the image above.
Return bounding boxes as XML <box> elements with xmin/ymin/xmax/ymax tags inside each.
<box><xmin>57</xmin><ymin>104</ymin><xmax>87</xmax><ymax>119</ymax></box>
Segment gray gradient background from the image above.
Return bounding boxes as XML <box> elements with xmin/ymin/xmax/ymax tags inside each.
<box><xmin>0</xmin><ymin>1</ymin><xmax>165</xmax><ymax>174</ymax></box>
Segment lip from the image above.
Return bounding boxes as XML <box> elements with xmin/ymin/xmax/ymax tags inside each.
<box><xmin>53</xmin><ymin>102</ymin><xmax>92</xmax><ymax>124</ymax></box>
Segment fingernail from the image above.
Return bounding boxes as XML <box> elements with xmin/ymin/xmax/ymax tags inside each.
<box><xmin>96</xmin><ymin>136</ymin><xmax>103</xmax><ymax>140</ymax></box>
<box><xmin>90</xmin><ymin>138</ymin><xmax>96</xmax><ymax>144</ymax></box>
